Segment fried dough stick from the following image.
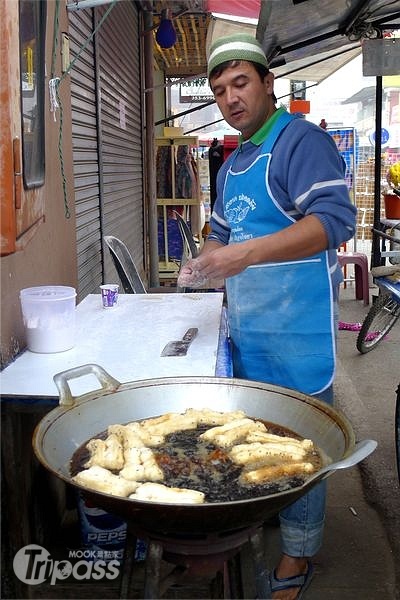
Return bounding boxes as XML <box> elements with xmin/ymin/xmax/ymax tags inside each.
<box><xmin>240</xmin><ymin>462</ymin><xmax>316</xmax><ymax>485</ymax></box>
<box><xmin>199</xmin><ymin>418</ymin><xmax>267</xmax><ymax>448</ymax></box>
<box><xmin>184</xmin><ymin>408</ymin><xmax>246</xmax><ymax>425</ymax></box>
<box><xmin>134</xmin><ymin>413</ymin><xmax>198</xmax><ymax>438</ymax></box>
<box><xmin>130</xmin><ymin>482</ymin><xmax>205</xmax><ymax>504</ymax></box>
<box><xmin>84</xmin><ymin>433</ymin><xmax>124</xmax><ymax>470</ymax></box>
<box><xmin>73</xmin><ymin>465</ymin><xmax>140</xmax><ymax>497</ymax></box>
<box><xmin>230</xmin><ymin>442</ymin><xmax>309</xmax><ymax>469</ymax></box>
<box><xmin>120</xmin><ymin>447</ymin><xmax>164</xmax><ymax>482</ymax></box>
<box><xmin>110</xmin><ymin>423</ymin><xmax>164</xmax><ymax>447</ymax></box>
<box><xmin>246</xmin><ymin>430</ymin><xmax>314</xmax><ymax>450</ymax></box>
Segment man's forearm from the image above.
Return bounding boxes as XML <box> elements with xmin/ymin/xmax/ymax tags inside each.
<box><xmin>203</xmin><ymin>215</ymin><xmax>328</xmax><ymax>265</ymax></box>
<box><xmin>200</xmin><ymin>239</ymin><xmax>225</xmax><ymax>255</ymax></box>
<box><xmin>246</xmin><ymin>214</ymin><xmax>329</xmax><ymax>265</ymax></box>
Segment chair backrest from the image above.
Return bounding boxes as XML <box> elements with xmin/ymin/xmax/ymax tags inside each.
<box><xmin>172</xmin><ymin>210</ymin><xmax>199</xmax><ymax>261</ymax></box>
<box><xmin>103</xmin><ymin>235</ymin><xmax>147</xmax><ymax>294</ymax></box>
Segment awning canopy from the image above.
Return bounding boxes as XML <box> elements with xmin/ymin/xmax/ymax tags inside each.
<box><xmin>150</xmin><ymin>0</ymin><xmax>400</xmax><ymax>82</ymax></box>
<box><xmin>256</xmin><ymin>0</ymin><xmax>400</xmax><ymax>82</ymax></box>
<box><xmin>206</xmin><ymin>0</ymin><xmax>260</xmax><ymax>21</ymax></box>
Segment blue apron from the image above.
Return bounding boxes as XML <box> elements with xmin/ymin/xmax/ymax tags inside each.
<box><xmin>224</xmin><ymin>112</ymin><xmax>335</xmax><ymax>395</ymax></box>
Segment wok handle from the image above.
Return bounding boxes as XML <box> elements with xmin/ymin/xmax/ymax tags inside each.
<box><xmin>319</xmin><ymin>439</ymin><xmax>377</xmax><ymax>479</ymax></box>
<box><xmin>53</xmin><ymin>363</ymin><xmax>121</xmax><ymax>406</ymax></box>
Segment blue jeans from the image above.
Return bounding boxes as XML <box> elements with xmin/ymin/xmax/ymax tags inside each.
<box><xmin>278</xmin><ymin>302</ymin><xmax>338</xmax><ymax>558</ymax></box>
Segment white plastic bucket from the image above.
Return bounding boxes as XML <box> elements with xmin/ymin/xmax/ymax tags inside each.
<box><xmin>19</xmin><ymin>286</ymin><xmax>77</xmax><ymax>353</ymax></box>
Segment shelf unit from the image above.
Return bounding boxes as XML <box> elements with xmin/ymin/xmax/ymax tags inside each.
<box><xmin>156</xmin><ymin>133</ymin><xmax>200</xmax><ymax>279</ymax></box>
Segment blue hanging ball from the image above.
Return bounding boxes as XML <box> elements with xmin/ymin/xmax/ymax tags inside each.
<box><xmin>156</xmin><ymin>19</ymin><xmax>177</xmax><ymax>49</ymax></box>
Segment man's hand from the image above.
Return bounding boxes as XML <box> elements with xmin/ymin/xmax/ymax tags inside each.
<box><xmin>177</xmin><ymin>243</ymin><xmax>250</xmax><ymax>288</ymax></box>
<box><xmin>177</xmin><ymin>260</ymin><xmax>210</xmax><ymax>288</ymax></box>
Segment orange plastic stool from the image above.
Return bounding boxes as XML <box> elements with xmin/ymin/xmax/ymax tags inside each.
<box><xmin>337</xmin><ymin>252</ymin><xmax>370</xmax><ymax>305</ymax></box>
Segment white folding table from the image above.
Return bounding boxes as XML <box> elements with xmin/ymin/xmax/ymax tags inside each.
<box><xmin>0</xmin><ymin>292</ymin><xmax>230</xmax><ymax>400</ymax></box>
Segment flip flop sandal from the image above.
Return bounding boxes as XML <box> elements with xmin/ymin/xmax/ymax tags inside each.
<box><xmin>269</xmin><ymin>560</ymin><xmax>314</xmax><ymax>599</ymax></box>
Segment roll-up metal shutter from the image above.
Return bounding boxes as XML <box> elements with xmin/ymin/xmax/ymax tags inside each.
<box><xmin>69</xmin><ymin>8</ymin><xmax>101</xmax><ymax>301</ymax></box>
<box><xmin>69</xmin><ymin>2</ymin><xmax>143</xmax><ymax>299</ymax></box>
<box><xmin>96</xmin><ymin>2</ymin><xmax>144</xmax><ymax>286</ymax></box>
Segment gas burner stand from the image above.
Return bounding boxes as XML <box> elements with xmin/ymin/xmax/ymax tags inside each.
<box><xmin>119</xmin><ymin>522</ymin><xmax>272</xmax><ymax>599</ymax></box>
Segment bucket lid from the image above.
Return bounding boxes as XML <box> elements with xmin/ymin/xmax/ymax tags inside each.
<box><xmin>20</xmin><ymin>286</ymin><xmax>77</xmax><ymax>300</ymax></box>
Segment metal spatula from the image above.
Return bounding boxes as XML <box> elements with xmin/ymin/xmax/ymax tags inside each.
<box><xmin>161</xmin><ymin>328</ymin><xmax>198</xmax><ymax>357</ymax></box>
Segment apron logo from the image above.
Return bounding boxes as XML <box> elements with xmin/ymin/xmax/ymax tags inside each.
<box><xmin>225</xmin><ymin>193</ymin><xmax>256</xmax><ymax>224</ymax></box>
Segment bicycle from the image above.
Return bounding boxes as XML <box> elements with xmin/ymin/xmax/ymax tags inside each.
<box><xmin>356</xmin><ymin>227</ymin><xmax>400</xmax><ymax>354</ymax></box>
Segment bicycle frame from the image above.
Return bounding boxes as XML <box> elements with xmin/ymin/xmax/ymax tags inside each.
<box><xmin>376</xmin><ymin>275</ymin><xmax>400</xmax><ymax>303</ymax></box>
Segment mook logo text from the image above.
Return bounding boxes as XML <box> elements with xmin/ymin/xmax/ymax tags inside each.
<box><xmin>13</xmin><ymin>544</ymin><xmax>120</xmax><ymax>586</ymax></box>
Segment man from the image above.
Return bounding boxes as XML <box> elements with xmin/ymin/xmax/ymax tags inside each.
<box><xmin>178</xmin><ymin>33</ymin><xmax>356</xmax><ymax>600</ymax></box>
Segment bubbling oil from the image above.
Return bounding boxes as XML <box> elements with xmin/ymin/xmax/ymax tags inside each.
<box><xmin>71</xmin><ymin>417</ymin><xmax>323</xmax><ymax>503</ymax></box>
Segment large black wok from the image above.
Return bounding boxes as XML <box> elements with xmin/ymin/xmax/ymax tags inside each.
<box><xmin>33</xmin><ymin>364</ymin><xmax>376</xmax><ymax>536</ymax></box>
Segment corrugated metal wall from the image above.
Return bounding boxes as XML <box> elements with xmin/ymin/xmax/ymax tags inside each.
<box><xmin>69</xmin><ymin>8</ymin><xmax>101</xmax><ymax>301</ymax></box>
<box><xmin>96</xmin><ymin>2</ymin><xmax>144</xmax><ymax>286</ymax></box>
<box><xmin>69</xmin><ymin>2</ymin><xmax>144</xmax><ymax>300</ymax></box>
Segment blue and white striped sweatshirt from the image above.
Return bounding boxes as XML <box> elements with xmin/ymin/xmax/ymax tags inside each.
<box><xmin>207</xmin><ymin>109</ymin><xmax>357</xmax><ymax>294</ymax></box>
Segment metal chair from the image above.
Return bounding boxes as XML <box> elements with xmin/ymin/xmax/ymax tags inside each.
<box><xmin>103</xmin><ymin>235</ymin><xmax>147</xmax><ymax>294</ymax></box>
<box><xmin>104</xmin><ymin>235</ymin><xmax>177</xmax><ymax>294</ymax></box>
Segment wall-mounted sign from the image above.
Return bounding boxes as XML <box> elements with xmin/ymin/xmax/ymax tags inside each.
<box><xmin>290</xmin><ymin>80</ymin><xmax>307</xmax><ymax>100</ymax></box>
<box><xmin>179</xmin><ymin>80</ymin><xmax>213</xmax><ymax>103</ymax></box>
<box><xmin>363</xmin><ymin>38</ymin><xmax>400</xmax><ymax>76</ymax></box>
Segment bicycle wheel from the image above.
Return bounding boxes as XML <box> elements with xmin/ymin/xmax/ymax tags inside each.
<box><xmin>356</xmin><ymin>293</ymin><xmax>400</xmax><ymax>353</ymax></box>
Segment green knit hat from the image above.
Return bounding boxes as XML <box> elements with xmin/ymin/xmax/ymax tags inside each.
<box><xmin>208</xmin><ymin>33</ymin><xmax>268</xmax><ymax>79</ymax></box>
